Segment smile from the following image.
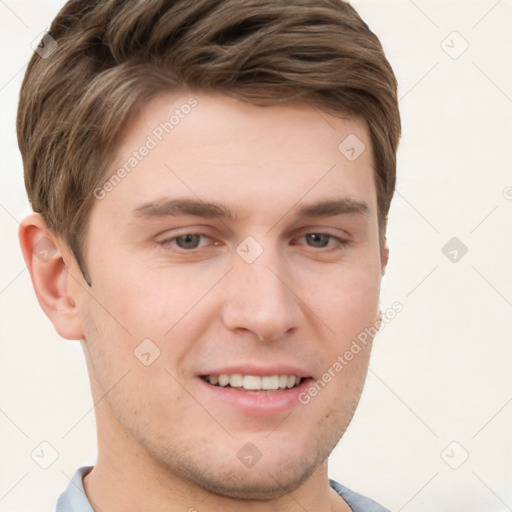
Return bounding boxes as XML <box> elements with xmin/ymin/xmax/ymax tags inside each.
<box><xmin>201</xmin><ymin>374</ymin><xmax>304</xmax><ymax>391</ymax></box>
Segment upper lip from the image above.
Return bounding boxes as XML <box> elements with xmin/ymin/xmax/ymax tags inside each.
<box><xmin>199</xmin><ymin>364</ymin><xmax>311</xmax><ymax>378</ymax></box>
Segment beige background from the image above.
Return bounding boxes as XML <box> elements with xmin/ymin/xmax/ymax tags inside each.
<box><xmin>1</xmin><ymin>1</ymin><xmax>511</xmax><ymax>510</ymax></box>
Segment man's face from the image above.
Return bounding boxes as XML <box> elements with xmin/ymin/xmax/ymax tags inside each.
<box><xmin>76</xmin><ymin>92</ymin><xmax>385</xmax><ymax>499</ymax></box>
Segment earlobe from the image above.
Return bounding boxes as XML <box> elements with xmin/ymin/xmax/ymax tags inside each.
<box><xmin>381</xmin><ymin>243</ymin><xmax>389</xmax><ymax>275</ymax></box>
<box><xmin>19</xmin><ymin>213</ymin><xmax>84</xmax><ymax>340</ymax></box>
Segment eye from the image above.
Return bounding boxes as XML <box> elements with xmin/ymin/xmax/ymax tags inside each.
<box><xmin>162</xmin><ymin>233</ymin><xmax>213</xmax><ymax>250</ymax></box>
<box><xmin>295</xmin><ymin>232</ymin><xmax>349</xmax><ymax>249</ymax></box>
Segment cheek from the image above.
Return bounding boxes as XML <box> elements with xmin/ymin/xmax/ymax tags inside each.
<box><xmin>100</xmin><ymin>256</ymin><xmax>220</xmax><ymax>338</ymax></box>
<box><xmin>85</xmin><ymin>260</ymin><xmax>178</xmax><ymax>339</ymax></box>
<box><xmin>304</xmin><ymin>261</ymin><xmax>381</xmax><ymax>337</ymax></box>
<box><xmin>80</xmin><ymin>294</ymin><xmax>188</xmax><ymax>412</ymax></box>
<box><xmin>80</xmin><ymin>256</ymin><xmax>223</xmax><ymax>382</ymax></box>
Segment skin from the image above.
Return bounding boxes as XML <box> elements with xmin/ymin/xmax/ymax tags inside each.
<box><xmin>20</xmin><ymin>91</ymin><xmax>388</xmax><ymax>512</ymax></box>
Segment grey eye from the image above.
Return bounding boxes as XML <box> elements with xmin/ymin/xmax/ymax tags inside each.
<box><xmin>175</xmin><ymin>234</ymin><xmax>202</xmax><ymax>249</ymax></box>
<box><xmin>305</xmin><ymin>233</ymin><xmax>331</xmax><ymax>248</ymax></box>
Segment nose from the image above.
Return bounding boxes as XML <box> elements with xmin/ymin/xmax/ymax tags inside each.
<box><xmin>220</xmin><ymin>241</ymin><xmax>301</xmax><ymax>342</ymax></box>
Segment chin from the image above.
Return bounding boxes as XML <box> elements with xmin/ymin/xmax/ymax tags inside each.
<box><xmin>136</xmin><ymin>396</ymin><xmax>352</xmax><ymax>499</ymax></box>
<box><xmin>153</xmin><ymin>426</ymin><xmax>342</xmax><ymax>501</ymax></box>
<box><xmin>178</xmin><ymin>454</ymin><xmax>321</xmax><ymax>500</ymax></box>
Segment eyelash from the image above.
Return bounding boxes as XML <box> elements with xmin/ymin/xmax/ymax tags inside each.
<box><xmin>160</xmin><ymin>232</ymin><xmax>350</xmax><ymax>252</ymax></box>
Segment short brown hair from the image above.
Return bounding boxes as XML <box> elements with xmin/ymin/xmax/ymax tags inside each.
<box><xmin>17</xmin><ymin>0</ymin><xmax>400</xmax><ymax>285</ymax></box>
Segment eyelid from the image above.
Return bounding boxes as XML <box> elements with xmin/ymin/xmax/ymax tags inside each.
<box><xmin>293</xmin><ymin>232</ymin><xmax>349</xmax><ymax>248</ymax></box>
<box><xmin>290</xmin><ymin>225</ymin><xmax>353</xmax><ymax>241</ymax></box>
<box><xmin>155</xmin><ymin>225</ymin><xmax>216</xmax><ymax>240</ymax></box>
<box><xmin>156</xmin><ymin>225</ymin><xmax>353</xmax><ymax>250</ymax></box>
<box><xmin>159</xmin><ymin>232</ymin><xmax>215</xmax><ymax>249</ymax></box>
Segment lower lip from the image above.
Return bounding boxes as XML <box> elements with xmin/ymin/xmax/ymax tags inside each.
<box><xmin>197</xmin><ymin>377</ymin><xmax>312</xmax><ymax>416</ymax></box>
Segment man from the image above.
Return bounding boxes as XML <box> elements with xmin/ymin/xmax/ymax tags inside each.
<box><xmin>17</xmin><ymin>1</ymin><xmax>400</xmax><ymax>510</ymax></box>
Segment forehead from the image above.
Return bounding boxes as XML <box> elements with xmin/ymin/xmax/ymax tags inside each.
<box><xmin>93</xmin><ymin>91</ymin><xmax>376</xmax><ymax>224</ymax></box>
<box><xmin>123</xmin><ymin>91</ymin><xmax>370</xmax><ymax>158</ymax></box>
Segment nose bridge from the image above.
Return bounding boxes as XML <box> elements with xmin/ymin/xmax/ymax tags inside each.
<box><xmin>222</xmin><ymin>237</ymin><xmax>299</xmax><ymax>340</ymax></box>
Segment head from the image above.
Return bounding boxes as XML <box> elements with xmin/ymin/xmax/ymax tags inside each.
<box><xmin>18</xmin><ymin>0</ymin><xmax>400</xmax><ymax>501</ymax></box>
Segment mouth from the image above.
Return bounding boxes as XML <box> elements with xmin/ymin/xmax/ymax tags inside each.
<box><xmin>200</xmin><ymin>374</ymin><xmax>306</xmax><ymax>392</ymax></box>
<box><xmin>197</xmin><ymin>370</ymin><xmax>313</xmax><ymax>416</ymax></box>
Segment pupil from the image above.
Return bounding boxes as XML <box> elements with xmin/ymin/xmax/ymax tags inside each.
<box><xmin>177</xmin><ymin>234</ymin><xmax>200</xmax><ymax>249</ymax></box>
<box><xmin>307</xmin><ymin>233</ymin><xmax>328</xmax><ymax>247</ymax></box>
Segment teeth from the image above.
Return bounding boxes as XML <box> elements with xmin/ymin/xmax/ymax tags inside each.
<box><xmin>262</xmin><ymin>375</ymin><xmax>279</xmax><ymax>390</ymax></box>
<box><xmin>230</xmin><ymin>374</ymin><xmax>243</xmax><ymax>387</ymax></box>
<box><xmin>218</xmin><ymin>374</ymin><xmax>230</xmax><ymax>387</ymax></box>
<box><xmin>205</xmin><ymin>374</ymin><xmax>303</xmax><ymax>390</ymax></box>
<box><xmin>243</xmin><ymin>375</ymin><xmax>261</xmax><ymax>390</ymax></box>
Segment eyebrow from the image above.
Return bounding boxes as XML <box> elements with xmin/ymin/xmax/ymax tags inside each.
<box><xmin>132</xmin><ymin>197</ymin><xmax>369</xmax><ymax>221</ymax></box>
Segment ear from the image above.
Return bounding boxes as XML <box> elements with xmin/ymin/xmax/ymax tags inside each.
<box><xmin>19</xmin><ymin>213</ymin><xmax>84</xmax><ymax>340</ymax></box>
<box><xmin>380</xmin><ymin>240</ymin><xmax>389</xmax><ymax>276</ymax></box>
